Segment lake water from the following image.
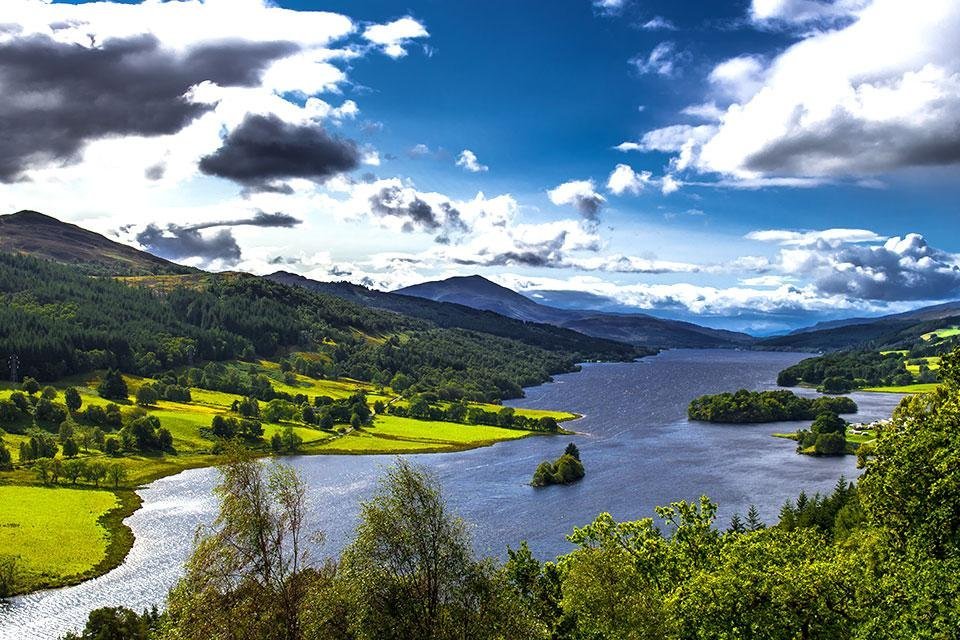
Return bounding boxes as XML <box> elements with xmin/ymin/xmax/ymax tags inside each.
<box><xmin>0</xmin><ymin>349</ymin><xmax>906</xmax><ymax>639</ymax></box>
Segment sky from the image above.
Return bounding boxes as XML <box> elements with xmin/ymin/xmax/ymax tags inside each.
<box><xmin>0</xmin><ymin>0</ymin><xmax>958</xmax><ymax>334</ymax></box>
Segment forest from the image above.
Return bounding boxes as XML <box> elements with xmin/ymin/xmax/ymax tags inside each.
<box><xmin>61</xmin><ymin>348</ymin><xmax>960</xmax><ymax>640</ymax></box>
<box><xmin>687</xmin><ymin>389</ymin><xmax>857</xmax><ymax>423</ymax></box>
<box><xmin>0</xmin><ymin>252</ymin><xmax>641</xmax><ymax>402</ymax></box>
<box><xmin>777</xmin><ymin>324</ymin><xmax>960</xmax><ymax>392</ymax></box>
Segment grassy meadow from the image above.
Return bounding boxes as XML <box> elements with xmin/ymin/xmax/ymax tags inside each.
<box><xmin>0</xmin><ymin>485</ymin><xmax>139</xmax><ymax>594</ymax></box>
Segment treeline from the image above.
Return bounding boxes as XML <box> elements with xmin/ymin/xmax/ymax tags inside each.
<box><xmin>776</xmin><ymin>324</ymin><xmax>960</xmax><ymax>391</ymax></box>
<box><xmin>64</xmin><ymin>348</ymin><xmax>960</xmax><ymax>639</ymax></box>
<box><xmin>778</xmin><ymin>350</ymin><xmax>915</xmax><ymax>389</ymax></box>
<box><xmin>0</xmin><ymin>252</ymin><xmax>639</xmax><ymax>401</ymax></box>
<box><xmin>386</xmin><ymin>394</ymin><xmax>561</xmax><ymax>432</ymax></box>
<box><xmin>688</xmin><ymin>389</ymin><xmax>857</xmax><ymax>423</ymax></box>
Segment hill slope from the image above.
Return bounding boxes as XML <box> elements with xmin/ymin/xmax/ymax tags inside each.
<box><xmin>396</xmin><ymin>275</ymin><xmax>755</xmax><ymax>349</ymax></box>
<box><xmin>267</xmin><ymin>271</ymin><xmax>649</xmax><ymax>362</ymax></box>
<box><xmin>0</xmin><ymin>210</ymin><xmax>192</xmax><ymax>276</ymax></box>
<box><xmin>761</xmin><ymin>300</ymin><xmax>960</xmax><ymax>351</ymax></box>
<box><xmin>0</xmin><ymin>212</ymin><xmax>643</xmax><ymax>399</ymax></box>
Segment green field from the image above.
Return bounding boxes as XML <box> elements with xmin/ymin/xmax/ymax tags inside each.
<box><xmin>905</xmin><ymin>356</ymin><xmax>941</xmax><ymax>374</ymax></box>
<box><xmin>0</xmin><ymin>486</ymin><xmax>125</xmax><ymax>594</ymax></box>
<box><xmin>862</xmin><ymin>383</ymin><xmax>939</xmax><ymax>394</ymax></box>
<box><xmin>922</xmin><ymin>326</ymin><xmax>960</xmax><ymax>341</ymax></box>
<box><xmin>369</xmin><ymin>414</ymin><xmax>532</xmax><ymax>444</ymax></box>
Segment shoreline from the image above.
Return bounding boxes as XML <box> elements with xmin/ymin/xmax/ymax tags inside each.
<box><xmin>4</xmin><ymin>408</ymin><xmax>583</xmax><ymax>599</ymax></box>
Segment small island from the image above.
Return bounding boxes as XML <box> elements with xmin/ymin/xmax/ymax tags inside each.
<box><xmin>532</xmin><ymin>443</ymin><xmax>585</xmax><ymax>487</ymax></box>
<box><xmin>792</xmin><ymin>412</ymin><xmax>849</xmax><ymax>455</ymax></box>
<box><xmin>687</xmin><ymin>389</ymin><xmax>857</xmax><ymax>423</ymax></box>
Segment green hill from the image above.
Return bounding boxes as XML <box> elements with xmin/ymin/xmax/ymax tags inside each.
<box><xmin>0</xmin><ymin>210</ymin><xmax>192</xmax><ymax>276</ymax></box>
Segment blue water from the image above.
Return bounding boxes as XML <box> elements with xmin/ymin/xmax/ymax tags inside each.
<box><xmin>0</xmin><ymin>350</ymin><xmax>905</xmax><ymax>639</ymax></box>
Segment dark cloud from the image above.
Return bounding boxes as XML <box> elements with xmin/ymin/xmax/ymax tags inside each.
<box><xmin>199</xmin><ymin>113</ymin><xmax>360</xmax><ymax>189</ymax></box>
<box><xmin>145</xmin><ymin>163</ymin><xmax>166</xmax><ymax>181</ymax></box>
<box><xmin>0</xmin><ymin>34</ymin><xmax>300</xmax><ymax>182</ymax></box>
<box><xmin>803</xmin><ymin>234</ymin><xmax>960</xmax><ymax>301</ymax></box>
<box><xmin>191</xmin><ymin>210</ymin><xmax>302</xmax><ymax>230</ymax></box>
<box><xmin>572</xmin><ymin>195</ymin><xmax>604</xmax><ymax>220</ymax></box>
<box><xmin>183</xmin><ymin>39</ymin><xmax>299</xmax><ymax>87</ymax></box>
<box><xmin>329</xmin><ymin>266</ymin><xmax>353</xmax><ymax>277</ymax></box>
<box><xmin>454</xmin><ymin>234</ymin><xmax>568</xmax><ymax>268</ymax></box>
<box><xmin>744</xmin><ymin>114</ymin><xmax>960</xmax><ymax>177</ymax></box>
<box><xmin>134</xmin><ymin>210</ymin><xmax>300</xmax><ymax>265</ymax></box>
<box><xmin>136</xmin><ymin>224</ymin><xmax>242</xmax><ymax>265</ymax></box>
<box><xmin>368</xmin><ymin>186</ymin><xmax>467</xmax><ymax>241</ymax></box>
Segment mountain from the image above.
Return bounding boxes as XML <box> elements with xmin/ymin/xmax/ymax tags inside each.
<box><xmin>395</xmin><ymin>275</ymin><xmax>755</xmax><ymax>349</ymax></box>
<box><xmin>760</xmin><ymin>300</ymin><xmax>960</xmax><ymax>351</ymax></box>
<box><xmin>267</xmin><ymin>271</ymin><xmax>649</xmax><ymax>361</ymax></box>
<box><xmin>788</xmin><ymin>300</ymin><xmax>960</xmax><ymax>336</ymax></box>
<box><xmin>0</xmin><ymin>210</ymin><xmax>192</xmax><ymax>276</ymax></box>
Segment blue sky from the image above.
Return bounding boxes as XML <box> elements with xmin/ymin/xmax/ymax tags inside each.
<box><xmin>2</xmin><ymin>0</ymin><xmax>959</xmax><ymax>333</ymax></box>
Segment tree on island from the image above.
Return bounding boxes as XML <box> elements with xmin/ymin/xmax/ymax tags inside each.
<box><xmin>532</xmin><ymin>444</ymin><xmax>585</xmax><ymax>487</ymax></box>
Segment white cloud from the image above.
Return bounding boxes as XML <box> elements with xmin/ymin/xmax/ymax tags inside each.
<box><xmin>708</xmin><ymin>55</ymin><xmax>767</xmax><ymax>102</ymax></box>
<box><xmin>548</xmin><ymin>179</ymin><xmax>606</xmax><ymax>219</ymax></box>
<box><xmin>455</xmin><ymin>149</ymin><xmax>489</xmax><ymax>173</ymax></box>
<box><xmin>661</xmin><ymin>174</ymin><xmax>682</xmax><ymax>194</ymax></box>
<box><xmin>0</xmin><ymin>0</ymin><xmax>355</xmax><ymax>52</ymax></box>
<box><xmin>498</xmin><ymin>273</ymin><xmax>877</xmax><ymax>316</ymax></box>
<box><xmin>593</xmin><ymin>0</ymin><xmax>627</xmax><ymax>16</ymax></box>
<box><xmin>637</xmin><ymin>0</ymin><xmax>960</xmax><ymax>184</ymax></box>
<box><xmin>750</xmin><ymin>0</ymin><xmax>868</xmax><ymax>27</ymax></box>
<box><xmin>746</xmin><ymin>228</ymin><xmax>883</xmax><ymax>246</ymax></box>
<box><xmin>681</xmin><ymin>102</ymin><xmax>725</xmax><ymax>121</ymax></box>
<box><xmin>641</xmin><ymin>16</ymin><xmax>677</xmax><ymax>30</ymax></box>
<box><xmin>606</xmin><ymin>164</ymin><xmax>652</xmax><ymax>195</ymax></box>
<box><xmin>630</xmin><ymin>42</ymin><xmax>686</xmax><ymax>77</ymax></box>
<box><xmin>362</xmin><ymin>16</ymin><xmax>429</xmax><ymax>58</ymax></box>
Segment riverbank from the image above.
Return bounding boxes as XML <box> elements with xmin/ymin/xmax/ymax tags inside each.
<box><xmin>0</xmin><ymin>370</ymin><xmax>579</xmax><ymax>597</ymax></box>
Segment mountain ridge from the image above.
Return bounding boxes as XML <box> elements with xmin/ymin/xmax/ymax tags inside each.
<box><xmin>0</xmin><ymin>210</ymin><xmax>193</xmax><ymax>276</ymax></box>
<box><xmin>396</xmin><ymin>275</ymin><xmax>756</xmax><ymax>349</ymax></box>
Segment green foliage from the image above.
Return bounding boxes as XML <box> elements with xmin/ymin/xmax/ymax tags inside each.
<box><xmin>334</xmin><ymin>459</ymin><xmax>543</xmax><ymax>640</ymax></box>
<box><xmin>859</xmin><ymin>348</ymin><xmax>960</xmax><ymax>559</ymax></box>
<box><xmin>0</xmin><ymin>440</ymin><xmax>12</xmax><ymax>471</ymax></box>
<box><xmin>532</xmin><ymin>449</ymin><xmax>585</xmax><ymax>487</ymax></box>
<box><xmin>688</xmin><ymin>389</ymin><xmax>857</xmax><ymax>423</ymax></box>
<box><xmin>20</xmin><ymin>376</ymin><xmax>39</xmax><ymax>394</ymax></box>
<box><xmin>814</xmin><ymin>431</ymin><xmax>846</xmax><ymax>455</ymax></box>
<box><xmin>0</xmin><ymin>555</ymin><xmax>15</xmax><ymax>598</ymax></box>
<box><xmin>165</xmin><ymin>451</ymin><xmax>312</xmax><ymax>640</ymax></box>
<box><xmin>97</xmin><ymin>369</ymin><xmax>128</xmax><ymax>401</ymax></box>
<box><xmin>135</xmin><ymin>385</ymin><xmax>158</xmax><ymax>407</ymax></box>
<box><xmin>61</xmin><ymin>606</ymin><xmax>161</xmax><ymax>640</ymax></box>
<box><xmin>819</xmin><ymin>375</ymin><xmax>853</xmax><ymax>394</ymax></box>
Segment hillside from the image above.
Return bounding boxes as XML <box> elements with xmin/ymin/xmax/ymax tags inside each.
<box><xmin>396</xmin><ymin>275</ymin><xmax>755</xmax><ymax>348</ymax></box>
<box><xmin>760</xmin><ymin>301</ymin><xmax>960</xmax><ymax>351</ymax></box>
<box><xmin>0</xmin><ymin>213</ymin><xmax>644</xmax><ymax>400</ymax></box>
<box><xmin>0</xmin><ymin>210</ymin><xmax>192</xmax><ymax>276</ymax></box>
<box><xmin>267</xmin><ymin>271</ymin><xmax>649</xmax><ymax>361</ymax></box>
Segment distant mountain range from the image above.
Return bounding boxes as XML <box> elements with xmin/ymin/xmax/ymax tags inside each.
<box><xmin>394</xmin><ymin>275</ymin><xmax>755</xmax><ymax>349</ymax></box>
<box><xmin>2</xmin><ymin>209</ymin><xmax>959</xmax><ymax>354</ymax></box>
